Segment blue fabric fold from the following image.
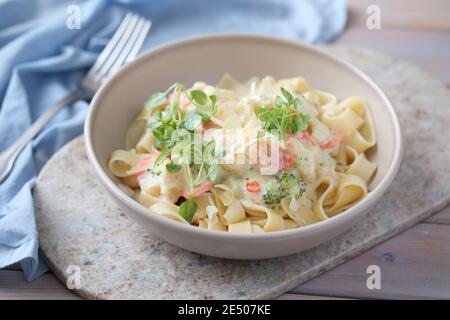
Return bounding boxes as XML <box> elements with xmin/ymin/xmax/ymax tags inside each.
<box><xmin>0</xmin><ymin>0</ymin><xmax>347</xmax><ymax>281</ymax></box>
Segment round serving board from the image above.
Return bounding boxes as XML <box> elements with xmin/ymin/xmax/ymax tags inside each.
<box><xmin>34</xmin><ymin>47</ymin><xmax>450</xmax><ymax>299</ymax></box>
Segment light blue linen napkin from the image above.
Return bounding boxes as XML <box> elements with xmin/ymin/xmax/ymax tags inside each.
<box><xmin>0</xmin><ymin>0</ymin><xmax>347</xmax><ymax>281</ymax></box>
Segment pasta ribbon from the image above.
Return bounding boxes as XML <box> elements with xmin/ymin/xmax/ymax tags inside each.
<box><xmin>109</xmin><ymin>150</ymin><xmax>148</xmax><ymax>177</ymax></box>
<box><xmin>109</xmin><ymin>75</ymin><xmax>377</xmax><ymax>233</ymax></box>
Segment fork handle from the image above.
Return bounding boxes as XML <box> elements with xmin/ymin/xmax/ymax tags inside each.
<box><xmin>0</xmin><ymin>90</ymin><xmax>85</xmax><ymax>183</ymax></box>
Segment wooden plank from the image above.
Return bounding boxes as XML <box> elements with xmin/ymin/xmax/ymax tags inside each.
<box><xmin>0</xmin><ymin>268</ymin><xmax>344</xmax><ymax>301</ymax></box>
<box><xmin>290</xmin><ymin>223</ymin><xmax>450</xmax><ymax>299</ymax></box>
<box><xmin>347</xmin><ymin>0</ymin><xmax>450</xmax><ymax>31</ymax></box>
<box><xmin>425</xmin><ymin>205</ymin><xmax>450</xmax><ymax>225</ymax></box>
<box><xmin>3</xmin><ymin>220</ymin><xmax>449</xmax><ymax>300</ymax></box>
<box><xmin>331</xmin><ymin>27</ymin><xmax>450</xmax><ymax>86</ymax></box>
<box><xmin>276</xmin><ymin>293</ymin><xmax>351</xmax><ymax>300</ymax></box>
<box><xmin>3</xmin><ymin>206</ymin><xmax>449</xmax><ymax>300</ymax></box>
<box><xmin>0</xmin><ymin>270</ymin><xmax>79</xmax><ymax>300</ymax></box>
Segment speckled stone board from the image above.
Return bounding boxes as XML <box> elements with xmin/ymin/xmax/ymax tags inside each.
<box><xmin>34</xmin><ymin>48</ymin><xmax>450</xmax><ymax>299</ymax></box>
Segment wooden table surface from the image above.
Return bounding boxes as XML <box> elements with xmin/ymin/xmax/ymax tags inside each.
<box><xmin>1</xmin><ymin>0</ymin><xmax>449</xmax><ymax>300</ymax></box>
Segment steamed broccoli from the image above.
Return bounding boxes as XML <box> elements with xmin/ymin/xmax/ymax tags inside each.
<box><xmin>262</xmin><ymin>180</ymin><xmax>285</xmax><ymax>206</ymax></box>
<box><xmin>262</xmin><ymin>172</ymin><xmax>306</xmax><ymax>206</ymax></box>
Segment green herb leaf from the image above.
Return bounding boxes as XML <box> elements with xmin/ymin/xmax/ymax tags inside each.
<box><xmin>178</xmin><ymin>198</ymin><xmax>197</xmax><ymax>222</ymax></box>
<box><xmin>257</xmin><ymin>87</ymin><xmax>311</xmax><ymax>146</ymax></box>
<box><xmin>191</xmin><ymin>139</ymin><xmax>203</xmax><ymax>164</ymax></box>
<box><xmin>183</xmin><ymin>111</ymin><xmax>202</xmax><ymax>131</ymax></box>
<box><xmin>207</xmin><ymin>160</ymin><xmax>218</xmax><ymax>181</ymax></box>
<box><xmin>275</xmin><ymin>96</ymin><xmax>284</xmax><ymax>107</ymax></box>
<box><xmin>203</xmin><ymin>140</ymin><xmax>216</xmax><ymax>157</ymax></box>
<box><xmin>147</xmin><ymin>120</ymin><xmax>162</xmax><ymax>129</ymax></box>
<box><xmin>145</xmin><ymin>92</ymin><xmax>167</xmax><ymax>109</ymax></box>
<box><xmin>166</xmin><ymin>162</ymin><xmax>181</xmax><ymax>173</ymax></box>
<box><xmin>154</xmin><ymin>148</ymin><xmax>172</xmax><ymax>166</ymax></box>
<box><xmin>281</xmin><ymin>87</ymin><xmax>295</xmax><ymax>104</ymax></box>
<box><xmin>152</xmin><ymin>129</ymin><xmax>164</xmax><ymax>146</ymax></box>
<box><xmin>209</xmin><ymin>95</ymin><xmax>218</xmax><ymax>113</ymax></box>
<box><xmin>209</xmin><ymin>95</ymin><xmax>217</xmax><ymax>105</ymax></box>
<box><xmin>200</xmin><ymin>113</ymin><xmax>211</xmax><ymax>121</ymax></box>
<box><xmin>147</xmin><ymin>110</ymin><xmax>162</xmax><ymax>128</ymax></box>
<box><xmin>294</xmin><ymin>99</ymin><xmax>304</xmax><ymax>112</ymax></box>
<box><xmin>144</xmin><ymin>84</ymin><xmax>222</xmax><ymax>199</ymax></box>
<box><xmin>190</xmin><ymin>90</ymin><xmax>208</xmax><ymax>106</ymax></box>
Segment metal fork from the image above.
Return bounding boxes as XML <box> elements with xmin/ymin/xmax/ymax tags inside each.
<box><xmin>0</xmin><ymin>13</ymin><xmax>151</xmax><ymax>183</ymax></box>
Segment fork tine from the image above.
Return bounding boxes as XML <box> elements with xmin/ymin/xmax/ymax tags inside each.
<box><xmin>86</xmin><ymin>13</ymin><xmax>133</xmax><ymax>77</ymax></box>
<box><xmin>106</xmin><ymin>17</ymin><xmax>151</xmax><ymax>76</ymax></box>
<box><xmin>94</xmin><ymin>14</ymin><xmax>140</xmax><ymax>80</ymax></box>
<box><xmin>124</xmin><ymin>20</ymin><xmax>151</xmax><ymax>64</ymax></box>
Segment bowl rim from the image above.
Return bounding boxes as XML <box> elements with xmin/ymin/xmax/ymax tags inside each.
<box><xmin>84</xmin><ymin>32</ymin><xmax>403</xmax><ymax>241</ymax></box>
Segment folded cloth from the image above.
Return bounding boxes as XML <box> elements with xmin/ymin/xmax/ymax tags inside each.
<box><xmin>0</xmin><ymin>0</ymin><xmax>347</xmax><ymax>281</ymax></box>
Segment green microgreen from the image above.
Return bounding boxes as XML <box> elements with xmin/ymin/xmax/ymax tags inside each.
<box><xmin>183</xmin><ymin>111</ymin><xmax>202</xmax><ymax>131</ymax></box>
<box><xmin>143</xmin><ymin>84</ymin><xmax>223</xmax><ymax>221</ymax></box>
<box><xmin>165</xmin><ymin>162</ymin><xmax>182</xmax><ymax>173</ymax></box>
<box><xmin>257</xmin><ymin>87</ymin><xmax>312</xmax><ymax>147</ymax></box>
<box><xmin>187</xmin><ymin>90</ymin><xmax>218</xmax><ymax>120</ymax></box>
<box><xmin>145</xmin><ymin>83</ymin><xmax>184</xmax><ymax>110</ymax></box>
<box><xmin>178</xmin><ymin>198</ymin><xmax>198</xmax><ymax>223</ymax></box>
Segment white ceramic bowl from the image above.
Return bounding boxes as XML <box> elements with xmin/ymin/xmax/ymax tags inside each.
<box><xmin>85</xmin><ymin>34</ymin><xmax>402</xmax><ymax>259</ymax></box>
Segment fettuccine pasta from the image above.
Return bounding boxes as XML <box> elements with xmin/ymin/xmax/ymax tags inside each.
<box><xmin>109</xmin><ymin>74</ymin><xmax>377</xmax><ymax>233</ymax></box>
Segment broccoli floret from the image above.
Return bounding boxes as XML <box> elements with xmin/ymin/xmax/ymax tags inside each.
<box><xmin>261</xmin><ymin>172</ymin><xmax>306</xmax><ymax>206</ymax></box>
<box><xmin>261</xmin><ymin>179</ymin><xmax>285</xmax><ymax>206</ymax></box>
<box><xmin>278</xmin><ymin>172</ymin><xmax>305</xmax><ymax>196</ymax></box>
